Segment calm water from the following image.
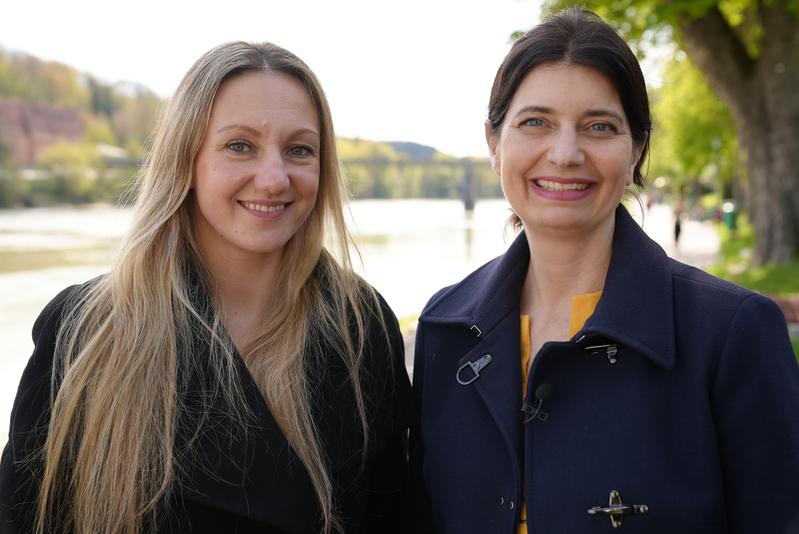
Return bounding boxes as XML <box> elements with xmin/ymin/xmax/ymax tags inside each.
<box><xmin>0</xmin><ymin>199</ymin><xmax>718</xmax><ymax>448</ymax></box>
<box><xmin>0</xmin><ymin>199</ymin><xmax>516</xmax><ymax>446</ymax></box>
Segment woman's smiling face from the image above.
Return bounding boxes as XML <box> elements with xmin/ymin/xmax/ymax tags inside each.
<box><xmin>488</xmin><ymin>61</ymin><xmax>642</xmax><ymax>236</ymax></box>
<box><xmin>191</xmin><ymin>70</ymin><xmax>321</xmax><ymax>265</ymax></box>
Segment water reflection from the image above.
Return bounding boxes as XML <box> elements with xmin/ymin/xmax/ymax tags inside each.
<box><xmin>0</xmin><ymin>199</ymin><xmax>720</xmax><ymax>449</ymax></box>
<box><xmin>0</xmin><ymin>199</ymin><xmax>514</xmax><ymax>447</ymax></box>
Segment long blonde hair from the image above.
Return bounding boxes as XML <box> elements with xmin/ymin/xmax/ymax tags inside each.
<box><xmin>36</xmin><ymin>42</ymin><xmax>379</xmax><ymax>534</ymax></box>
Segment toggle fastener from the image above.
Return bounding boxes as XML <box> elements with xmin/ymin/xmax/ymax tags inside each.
<box><xmin>587</xmin><ymin>490</ymin><xmax>648</xmax><ymax>528</ymax></box>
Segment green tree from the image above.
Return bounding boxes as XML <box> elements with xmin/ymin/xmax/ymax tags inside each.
<box><xmin>87</xmin><ymin>76</ymin><xmax>119</xmax><ymax>119</ymax></box>
<box><xmin>544</xmin><ymin>0</ymin><xmax>799</xmax><ymax>265</ymax></box>
<box><xmin>338</xmin><ymin>138</ymin><xmax>401</xmax><ymax>198</ymax></box>
<box><xmin>0</xmin><ymin>50</ymin><xmax>89</xmax><ymax>108</ymax></box>
<box><xmin>37</xmin><ymin>141</ymin><xmax>102</xmax><ymax>203</ymax></box>
<box><xmin>83</xmin><ymin>115</ymin><xmax>118</xmax><ymax>145</ymax></box>
<box><xmin>112</xmin><ymin>89</ymin><xmax>162</xmax><ymax>157</ymax></box>
<box><xmin>0</xmin><ymin>140</ymin><xmax>27</xmax><ymax>208</ymax></box>
<box><xmin>649</xmin><ymin>54</ymin><xmax>738</xmax><ymax>198</ymax></box>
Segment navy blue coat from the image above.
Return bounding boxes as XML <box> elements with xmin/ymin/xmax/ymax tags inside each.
<box><xmin>410</xmin><ymin>206</ymin><xmax>799</xmax><ymax>533</ymax></box>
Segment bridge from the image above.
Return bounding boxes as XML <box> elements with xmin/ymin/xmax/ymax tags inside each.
<box><xmin>341</xmin><ymin>157</ymin><xmax>492</xmax><ymax>211</ymax></box>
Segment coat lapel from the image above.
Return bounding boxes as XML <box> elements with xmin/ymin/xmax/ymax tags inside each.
<box><xmin>456</xmin><ymin>310</ymin><xmax>525</xmax><ymax>473</ymax></box>
<box><xmin>423</xmin><ymin>232</ymin><xmax>531</xmax><ymax>478</ymax></box>
<box><xmin>580</xmin><ymin>206</ymin><xmax>677</xmax><ymax>370</ymax></box>
<box><xmin>176</xmin><ymin>272</ymin><xmax>320</xmax><ymax>533</ymax></box>
<box><xmin>420</xmin><ymin>205</ymin><xmax>680</xmax><ymax>480</ymax></box>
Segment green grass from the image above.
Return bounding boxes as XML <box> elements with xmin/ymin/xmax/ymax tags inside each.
<box><xmin>706</xmin><ymin>214</ymin><xmax>799</xmax><ymax>361</ymax></box>
<box><xmin>354</xmin><ymin>233</ymin><xmax>391</xmax><ymax>246</ymax></box>
<box><xmin>0</xmin><ymin>246</ymin><xmax>116</xmax><ymax>273</ymax></box>
<box><xmin>707</xmin><ymin>215</ymin><xmax>799</xmax><ymax>296</ymax></box>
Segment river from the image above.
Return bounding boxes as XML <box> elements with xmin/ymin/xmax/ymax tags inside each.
<box><xmin>0</xmin><ymin>199</ymin><xmax>718</xmax><ymax>448</ymax></box>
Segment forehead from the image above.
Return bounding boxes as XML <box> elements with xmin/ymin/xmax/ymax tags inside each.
<box><xmin>508</xmin><ymin>62</ymin><xmax>625</xmax><ymax>117</ymax></box>
<box><xmin>208</xmin><ymin>70</ymin><xmax>319</xmax><ymax>129</ymax></box>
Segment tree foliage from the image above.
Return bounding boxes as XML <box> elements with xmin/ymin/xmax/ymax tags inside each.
<box><xmin>543</xmin><ymin>0</ymin><xmax>797</xmax><ymax>51</ymax></box>
<box><xmin>649</xmin><ymin>54</ymin><xmax>738</xmax><ymax>196</ymax></box>
<box><xmin>0</xmin><ymin>49</ymin><xmax>89</xmax><ymax>108</ymax></box>
<box><xmin>337</xmin><ymin>138</ymin><xmax>499</xmax><ymax>199</ymax></box>
<box><xmin>0</xmin><ymin>48</ymin><xmax>501</xmax><ymax>207</ymax></box>
<box><xmin>36</xmin><ymin>141</ymin><xmax>102</xmax><ymax>203</ymax></box>
<box><xmin>0</xmin><ymin>49</ymin><xmax>161</xmax><ymax>157</ymax></box>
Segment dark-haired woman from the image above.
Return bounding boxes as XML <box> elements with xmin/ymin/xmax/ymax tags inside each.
<box><xmin>409</xmin><ymin>8</ymin><xmax>799</xmax><ymax>534</ymax></box>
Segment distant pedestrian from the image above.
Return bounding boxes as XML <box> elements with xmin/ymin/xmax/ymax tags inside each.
<box><xmin>673</xmin><ymin>196</ymin><xmax>685</xmax><ymax>246</ymax></box>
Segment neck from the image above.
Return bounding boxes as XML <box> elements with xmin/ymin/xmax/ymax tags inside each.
<box><xmin>521</xmin><ymin>215</ymin><xmax>615</xmax><ymax>314</ymax></box>
<box><xmin>200</xmin><ymin>244</ymin><xmax>282</xmax><ymax>349</ymax></box>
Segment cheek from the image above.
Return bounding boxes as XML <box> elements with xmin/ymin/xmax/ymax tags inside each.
<box><xmin>192</xmin><ymin>148</ymin><xmax>215</xmax><ymax>188</ymax></box>
<box><xmin>299</xmin><ymin>167</ymin><xmax>321</xmax><ymax>201</ymax></box>
<box><xmin>500</xmin><ymin>172</ymin><xmax>527</xmax><ymax>211</ymax></box>
<box><xmin>599</xmin><ymin>148</ymin><xmax>637</xmax><ymax>187</ymax></box>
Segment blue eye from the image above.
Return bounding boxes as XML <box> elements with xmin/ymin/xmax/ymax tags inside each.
<box><xmin>523</xmin><ymin>118</ymin><xmax>545</xmax><ymax>127</ymax></box>
<box><xmin>591</xmin><ymin>123</ymin><xmax>616</xmax><ymax>133</ymax></box>
<box><xmin>227</xmin><ymin>141</ymin><xmax>252</xmax><ymax>153</ymax></box>
<box><xmin>288</xmin><ymin>145</ymin><xmax>314</xmax><ymax>157</ymax></box>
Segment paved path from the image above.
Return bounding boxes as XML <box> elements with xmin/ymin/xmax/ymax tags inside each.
<box><xmin>637</xmin><ymin>202</ymin><xmax>720</xmax><ymax>269</ymax></box>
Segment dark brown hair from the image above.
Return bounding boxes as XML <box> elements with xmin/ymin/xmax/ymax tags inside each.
<box><xmin>488</xmin><ymin>7</ymin><xmax>651</xmax><ymax>186</ymax></box>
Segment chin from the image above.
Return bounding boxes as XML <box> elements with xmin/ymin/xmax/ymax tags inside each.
<box><xmin>522</xmin><ymin>210</ymin><xmax>586</xmax><ymax>233</ymax></box>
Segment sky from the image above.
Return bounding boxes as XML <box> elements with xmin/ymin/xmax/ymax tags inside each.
<box><xmin>1</xmin><ymin>0</ymin><xmax>551</xmax><ymax>158</ymax></box>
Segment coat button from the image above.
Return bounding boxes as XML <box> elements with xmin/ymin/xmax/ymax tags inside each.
<box><xmin>498</xmin><ymin>497</ymin><xmax>505</xmax><ymax>506</ymax></box>
<box><xmin>508</xmin><ymin>500</ymin><xmax>515</xmax><ymax>510</ymax></box>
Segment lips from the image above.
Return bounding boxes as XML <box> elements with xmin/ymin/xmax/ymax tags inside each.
<box><xmin>240</xmin><ymin>201</ymin><xmax>288</xmax><ymax>213</ymax></box>
<box><xmin>530</xmin><ymin>177</ymin><xmax>595</xmax><ymax>201</ymax></box>
<box><xmin>534</xmin><ymin>179</ymin><xmax>591</xmax><ymax>192</ymax></box>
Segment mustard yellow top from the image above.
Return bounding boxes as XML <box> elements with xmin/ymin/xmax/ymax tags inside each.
<box><xmin>517</xmin><ymin>290</ymin><xmax>602</xmax><ymax>533</ymax></box>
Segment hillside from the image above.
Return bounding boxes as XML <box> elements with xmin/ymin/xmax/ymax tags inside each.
<box><xmin>0</xmin><ymin>48</ymin><xmax>498</xmax><ymax>207</ymax></box>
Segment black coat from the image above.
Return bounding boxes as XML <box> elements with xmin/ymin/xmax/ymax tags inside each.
<box><xmin>1</xmin><ymin>278</ymin><xmax>415</xmax><ymax>533</ymax></box>
<box><xmin>410</xmin><ymin>206</ymin><xmax>799</xmax><ymax>533</ymax></box>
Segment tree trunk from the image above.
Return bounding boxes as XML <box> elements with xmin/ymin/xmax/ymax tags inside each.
<box><xmin>741</xmin><ymin>99</ymin><xmax>797</xmax><ymax>265</ymax></box>
<box><xmin>750</xmin><ymin>3</ymin><xmax>799</xmax><ymax>264</ymax></box>
<box><xmin>678</xmin><ymin>2</ymin><xmax>799</xmax><ymax>265</ymax></box>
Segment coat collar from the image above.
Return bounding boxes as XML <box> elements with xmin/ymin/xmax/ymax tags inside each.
<box><xmin>420</xmin><ymin>205</ymin><xmax>676</xmax><ymax>370</ymax></box>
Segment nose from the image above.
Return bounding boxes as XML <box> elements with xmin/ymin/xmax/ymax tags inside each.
<box><xmin>547</xmin><ymin>128</ymin><xmax>585</xmax><ymax>168</ymax></box>
<box><xmin>252</xmin><ymin>150</ymin><xmax>289</xmax><ymax>194</ymax></box>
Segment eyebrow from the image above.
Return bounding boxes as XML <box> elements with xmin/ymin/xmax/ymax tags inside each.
<box><xmin>213</xmin><ymin>123</ymin><xmax>321</xmax><ymax>138</ymax></box>
<box><xmin>513</xmin><ymin>105</ymin><xmax>626</xmax><ymax>123</ymax></box>
<box><xmin>215</xmin><ymin>124</ymin><xmax>262</xmax><ymax>136</ymax></box>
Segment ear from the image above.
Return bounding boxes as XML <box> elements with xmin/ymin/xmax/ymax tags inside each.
<box><xmin>626</xmin><ymin>143</ymin><xmax>644</xmax><ymax>186</ymax></box>
<box><xmin>485</xmin><ymin>120</ymin><xmax>500</xmax><ymax>176</ymax></box>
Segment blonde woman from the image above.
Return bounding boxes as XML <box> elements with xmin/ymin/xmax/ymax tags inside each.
<box><xmin>0</xmin><ymin>42</ymin><xmax>414</xmax><ymax>534</ymax></box>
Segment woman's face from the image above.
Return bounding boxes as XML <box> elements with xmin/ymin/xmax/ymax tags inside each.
<box><xmin>488</xmin><ymin>61</ymin><xmax>641</xmax><ymax>236</ymax></box>
<box><xmin>192</xmin><ymin>70</ymin><xmax>321</xmax><ymax>265</ymax></box>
